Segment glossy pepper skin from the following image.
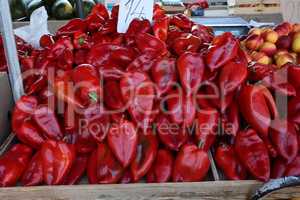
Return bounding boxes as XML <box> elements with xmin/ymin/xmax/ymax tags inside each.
<box><xmin>173</xmin><ymin>144</ymin><xmax>210</xmax><ymax>182</ymax></box>
<box><xmin>238</xmin><ymin>84</ymin><xmax>278</xmax><ymax>157</ymax></box>
<box><xmin>147</xmin><ymin>149</ymin><xmax>174</xmax><ymax>183</ymax></box>
<box><xmin>56</xmin><ymin>19</ymin><xmax>87</xmax><ymax>36</ymax></box>
<box><xmin>41</xmin><ymin>140</ymin><xmax>76</xmax><ymax>185</ymax></box>
<box><xmin>21</xmin><ymin>151</ymin><xmax>43</xmax><ymax>186</ymax></box>
<box><xmin>215</xmin><ymin>144</ymin><xmax>247</xmax><ymax>180</ymax></box>
<box><xmin>173</xmin><ymin>34</ymin><xmax>202</xmax><ymax>55</ymax></box>
<box><xmin>269</xmin><ymin>119</ymin><xmax>298</xmax><ymax>164</ymax></box>
<box><xmin>151</xmin><ymin>57</ymin><xmax>176</xmax><ymax>96</ymax></box>
<box><xmin>0</xmin><ymin>144</ymin><xmax>32</xmax><ymax>187</ymax></box>
<box><xmin>108</xmin><ymin>120</ymin><xmax>138</xmax><ymax>168</ymax></box>
<box><xmin>177</xmin><ymin>52</ymin><xmax>205</xmax><ymax>94</ymax></box>
<box><xmin>235</xmin><ymin>129</ymin><xmax>270</xmax><ymax>182</ymax></box>
<box><xmin>153</xmin><ymin>17</ymin><xmax>169</xmax><ymax>42</ymax></box>
<box><xmin>288</xmin><ymin>96</ymin><xmax>300</xmax><ymax>125</ymax></box>
<box><xmin>33</xmin><ymin>105</ymin><xmax>64</xmax><ymax>141</ymax></box>
<box><xmin>156</xmin><ymin>114</ymin><xmax>188</xmax><ymax>151</ymax></box>
<box><xmin>131</xmin><ymin>132</ymin><xmax>158</xmax><ymax>182</ymax></box>
<box><xmin>17</xmin><ymin>120</ymin><xmax>45</xmax><ymax>149</ymax></box>
<box><xmin>71</xmin><ymin>64</ymin><xmax>102</xmax><ymax>106</ymax></box>
<box><xmin>135</xmin><ymin>33</ymin><xmax>168</xmax><ymax>56</ymax></box>
<box><xmin>196</xmin><ymin>108</ymin><xmax>219</xmax><ymax>151</ymax></box>
<box><xmin>221</xmin><ymin>102</ymin><xmax>240</xmax><ymax>137</ymax></box>
<box><xmin>167</xmin><ymin>88</ymin><xmax>196</xmax><ymax>127</ymax></box>
<box><xmin>103</xmin><ymin>80</ymin><xmax>125</xmax><ymax>110</ymax></box>
<box><xmin>87</xmin><ymin>143</ymin><xmax>123</xmax><ymax>184</ymax></box>
<box><xmin>12</xmin><ymin>95</ymin><xmax>38</xmax><ymax>133</ymax></box>
<box><xmin>205</xmin><ymin>32</ymin><xmax>239</xmax><ymax>71</ymax></box>
<box><xmin>64</xmin><ymin>155</ymin><xmax>88</xmax><ymax>185</ymax></box>
<box><xmin>285</xmin><ymin>155</ymin><xmax>300</xmax><ymax>176</ymax></box>
<box><xmin>127</xmin><ymin>52</ymin><xmax>158</xmax><ymax>72</ymax></box>
<box><xmin>170</xmin><ymin>14</ymin><xmax>194</xmax><ymax>30</ymax></box>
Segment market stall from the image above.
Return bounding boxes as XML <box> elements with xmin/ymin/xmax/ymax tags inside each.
<box><xmin>1</xmin><ymin>0</ymin><xmax>300</xmax><ymax>199</ymax></box>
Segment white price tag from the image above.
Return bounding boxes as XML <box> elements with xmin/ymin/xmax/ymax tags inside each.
<box><xmin>117</xmin><ymin>0</ymin><xmax>154</xmax><ymax>33</ymax></box>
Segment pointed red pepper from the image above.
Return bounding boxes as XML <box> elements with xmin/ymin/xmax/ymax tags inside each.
<box><xmin>135</xmin><ymin>33</ymin><xmax>168</xmax><ymax>56</ymax></box>
<box><xmin>288</xmin><ymin>95</ymin><xmax>300</xmax><ymax>125</ymax></box>
<box><xmin>73</xmin><ymin>31</ymin><xmax>92</xmax><ymax>50</ymax></box>
<box><xmin>235</xmin><ymin>129</ymin><xmax>270</xmax><ymax>182</ymax></box>
<box><xmin>108</xmin><ymin>120</ymin><xmax>138</xmax><ymax>168</ymax></box>
<box><xmin>91</xmin><ymin>4</ymin><xmax>109</xmax><ymax>20</ymax></box>
<box><xmin>41</xmin><ymin>140</ymin><xmax>75</xmax><ymax>185</ymax></box>
<box><xmin>56</xmin><ymin>19</ymin><xmax>87</xmax><ymax>36</ymax></box>
<box><xmin>285</xmin><ymin>155</ymin><xmax>300</xmax><ymax>176</ymax></box>
<box><xmin>167</xmin><ymin>88</ymin><xmax>196</xmax><ymax>127</ymax></box>
<box><xmin>85</xmin><ymin>13</ymin><xmax>105</xmax><ymax>33</ymax></box>
<box><xmin>238</xmin><ymin>84</ymin><xmax>279</xmax><ymax>157</ymax></box>
<box><xmin>173</xmin><ymin>34</ymin><xmax>202</xmax><ymax>55</ymax></box>
<box><xmin>87</xmin><ymin>143</ymin><xmax>123</xmax><ymax>184</ymax></box>
<box><xmin>270</xmin><ymin>119</ymin><xmax>298</xmax><ymax>163</ymax></box>
<box><xmin>170</xmin><ymin>14</ymin><xmax>194</xmax><ymax>30</ymax></box>
<box><xmin>156</xmin><ymin>114</ymin><xmax>188</xmax><ymax>151</ymax></box>
<box><xmin>104</xmin><ymin>80</ymin><xmax>125</xmax><ymax>110</ymax></box>
<box><xmin>0</xmin><ymin>144</ymin><xmax>32</xmax><ymax>187</ymax></box>
<box><xmin>33</xmin><ymin>105</ymin><xmax>64</xmax><ymax>141</ymax></box>
<box><xmin>191</xmin><ymin>24</ymin><xmax>214</xmax><ymax>44</ymax></box>
<box><xmin>131</xmin><ymin>132</ymin><xmax>158</xmax><ymax>182</ymax></box>
<box><xmin>196</xmin><ymin>108</ymin><xmax>219</xmax><ymax>151</ymax></box>
<box><xmin>21</xmin><ymin>151</ymin><xmax>43</xmax><ymax>186</ymax></box>
<box><xmin>126</xmin><ymin>19</ymin><xmax>151</xmax><ymax>38</ymax></box>
<box><xmin>173</xmin><ymin>144</ymin><xmax>210</xmax><ymax>182</ymax></box>
<box><xmin>12</xmin><ymin>95</ymin><xmax>38</xmax><ymax>133</ymax></box>
<box><xmin>248</xmin><ymin>63</ymin><xmax>274</xmax><ymax>83</ymax></box>
<box><xmin>151</xmin><ymin>57</ymin><xmax>176</xmax><ymax>96</ymax></box>
<box><xmin>205</xmin><ymin>32</ymin><xmax>239</xmax><ymax>71</ymax></box>
<box><xmin>221</xmin><ymin>102</ymin><xmax>240</xmax><ymax>137</ymax></box>
<box><xmin>177</xmin><ymin>52</ymin><xmax>205</xmax><ymax>94</ymax></box>
<box><xmin>153</xmin><ymin>16</ymin><xmax>169</xmax><ymax>42</ymax></box>
<box><xmin>215</xmin><ymin>144</ymin><xmax>247</xmax><ymax>180</ymax></box>
<box><xmin>126</xmin><ymin>52</ymin><xmax>158</xmax><ymax>72</ymax></box>
<box><xmin>147</xmin><ymin>149</ymin><xmax>174</xmax><ymax>183</ymax></box>
<box><xmin>64</xmin><ymin>155</ymin><xmax>88</xmax><ymax>185</ymax></box>
<box><xmin>287</xmin><ymin>63</ymin><xmax>300</xmax><ymax>90</ymax></box>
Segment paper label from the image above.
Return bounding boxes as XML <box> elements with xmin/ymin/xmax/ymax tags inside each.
<box><xmin>117</xmin><ymin>0</ymin><xmax>154</xmax><ymax>33</ymax></box>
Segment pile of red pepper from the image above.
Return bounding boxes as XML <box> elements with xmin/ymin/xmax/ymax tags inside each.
<box><xmin>1</xmin><ymin>4</ymin><xmax>300</xmax><ymax>187</ymax></box>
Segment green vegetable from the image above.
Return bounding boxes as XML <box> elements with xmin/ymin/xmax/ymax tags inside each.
<box><xmin>10</xmin><ymin>0</ymin><xmax>27</xmax><ymax>20</ymax></box>
<box><xmin>27</xmin><ymin>0</ymin><xmax>44</xmax><ymax>17</ymax></box>
<box><xmin>52</xmin><ymin>0</ymin><xmax>74</xmax><ymax>20</ymax></box>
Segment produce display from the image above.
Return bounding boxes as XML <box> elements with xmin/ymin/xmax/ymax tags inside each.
<box><xmin>10</xmin><ymin>0</ymin><xmax>101</xmax><ymax>20</ymax></box>
<box><xmin>1</xmin><ymin>3</ymin><xmax>300</xmax><ymax>187</ymax></box>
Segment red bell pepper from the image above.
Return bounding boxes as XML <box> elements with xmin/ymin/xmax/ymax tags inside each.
<box><xmin>104</xmin><ymin>80</ymin><xmax>125</xmax><ymax>110</ymax></box>
<box><xmin>56</xmin><ymin>19</ymin><xmax>87</xmax><ymax>36</ymax></box>
<box><xmin>126</xmin><ymin>19</ymin><xmax>151</xmax><ymax>38</ymax></box>
<box><xmin>21</xmin><ymin>151</ymin><xmax>43</xmax><ymax>186</ymax></box>
<box><xmin>12</xmin><ymin>95</ymin><xmax>38</xmax><ymax>133</ymax></box>
<box><xmin>64</xmin><ymin>155</ymin><xmax>88</xmax><ymax>185</ymax></box>
<box><xmin>173</xmin><ymin>144</ymin><xmax>210</xmax><ymax>182</ymax></box>
<box><xmin>269</xmin><ymin>119</ymin><xmax>299</xmax><ymax>163</ymax></box>
<box><xmin>131</xmin><ymin>132</ymin><xmax>158</xmax><ymax>182</ymax></box>
<box><xmin>196</xmin><ymin>108</ymin><xmax>219</xmax><ymax>151</ymax></box>
<box><xmin>147</xmin><ymin>149</ymin><xmax>174</xmax><ymax>183</ymax></box>
<box><xmin>235</xmin><ymin>129</ymin><xmax>270</xmax><ymax>182</ymax></box>
<box><xmin>215</xmin><ymin>144</ymin><xmax>247</xmax><ymax>180</ymax></box>
<box><xmin>156</xmin><ymin>114</ymin><xmax>188</xmax><ymax>151</ymax></box>
<box><xmin>91</xmin><ymin>4</ymin><xmax>109</xmax><ymax>20</ymax></box>
<box><xmin>87</xmin><ymin>143</ymin><xmax>123</xmax><ymax>184</ymax></box>
<box><xmin>153</xmin><ymin>17</ymin><xmax>169</xmax><ymax>42</ymax></box>
<box><xmin>167</xmin><ymin>88</ymin><xmax>196</xmax><ymax>127</ymax></box>
<box><xmin>271</xmin><ymin>158</ymin><xmax>287</xmax><ymax>179</ymax></box>
<box><xmin>238</xmin><ymin>84</ymin><xmax>278</xmax><ymax>157</ymax></box>
<box><xmin>41</xmin><ymin>140</ymin><xmax>75</xmax><ymax>185</ymax></box>
<box><xmin>205</xmin><ymin>32</ymin><xmax>239</xmax><ymax>71</ymax></box>
<box><xmin>73</xmin><ymin>31</ymin><xmax>92</xmax><ymax>50</ymax></box>
<box><xmin>33</xmin><ymin>105</ymin><xmax>64</xmax><ymax>141</ymax></box>
<box><xmin>285</xmin><ymin>155</ymin><xmax>300</xmax><ymax>176</ymax></box>
<box><xmin>177</xmin><ymin>52</ymin><xmax>205</xmax><ymax>94</ymax></box>
<box><xmin>170</xmin><ymin>14</ymin><xmax>194</xmax><ymax>30</ymax></box>
<box><xmin>173</xmin><ymin>34</ymin><xmax>202</xmax><ymax>55</ymax></box>
<box><xmin>126</xmin><ymin>52</ymin><xmax>158</xmax><ymax>72</ymax></box>
<box><xmin>0</xmin><ymin>144</ymin><xmax>32</xmax><ymax>187</ymax></box>
<box><xmin>78</xmin><ymin>104</ymin><xmax>110</xmax><ymax>143</ymax></box>
<box><xmin>219</xmin><ymin>60</ymin><xmax>248</xmax><ymax>97</ymax></box>
<box><xmin>85</xmin><ymin>13</ymin><xmax>105</xmax><ymax>33</ymax></box>
<box><xmin>120</xmin><ymin>72</ymin><xmax>155</xmax><ymax>130</ymax></box>
<box><xmin>108</xmin><ymin>120</ymin><xmax>138</xmax><ymax>168</ymax></box>
<box><xmin>191</xmin><ymin>24</ymin><xmax>214</xmax><ymax>44</ymax></box>
<box><xmin>40</xmin><ymin>34</ymin><xmax>55</xmax><ymax>49</ymax></box>
<box><xmin>135</xmin><ymin>33</ymin><xmax>168</xmax><ymax>56</ymax></box>
<box><xmin>71</xmin><ymin>64</ymin><xmax>102</xmax><ymax>106</ymax></box>
<box><xmin>221</xmin><ymin>102</ymin><xmax>240</xmax><ymax>137</ymax></box>
<box><xmin>120</xmin><ymin>170</ymin><xmax>133</xmax><ymax>184</ymax></box>
<box><xmin>17</xmin><ymin>120</ymin><xmax>45</xmax><ymax>149</ymax></box>
<box><xmin>248</xmin><ymin>63</ymin><xmax>274</xmax><ymax>82</ymax></box>
<box><xmin>151</xmin><ymin>57</ymin><xmax>176</xmax><ymax>96</ymax></box>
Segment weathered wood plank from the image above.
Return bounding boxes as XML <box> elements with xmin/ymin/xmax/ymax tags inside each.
<box><xmin>0</xmin><ymin>181</ymin><xmax>284</xmax><ymax>200</ymax></box>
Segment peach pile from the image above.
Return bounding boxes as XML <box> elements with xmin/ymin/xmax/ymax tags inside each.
<box><xmin>241</xmin><ymin>22</ymin><xmax>300</xmax><ymax>68</ymax></box>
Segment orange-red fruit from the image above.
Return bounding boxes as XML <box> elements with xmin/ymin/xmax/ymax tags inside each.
<box><xmin>245</xmin><ymin>34</ymin><xmax>264</xmax><ymax>51</ymax></box>
<box><xmin>276</xmin><ymin>35</ymin><xmax>292</xmax><ymax>50</ymax></box>
<box><xmin>260</xmin><ymin>42</ymin><xmax>277</xmax><ymax>56</ymax></box>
